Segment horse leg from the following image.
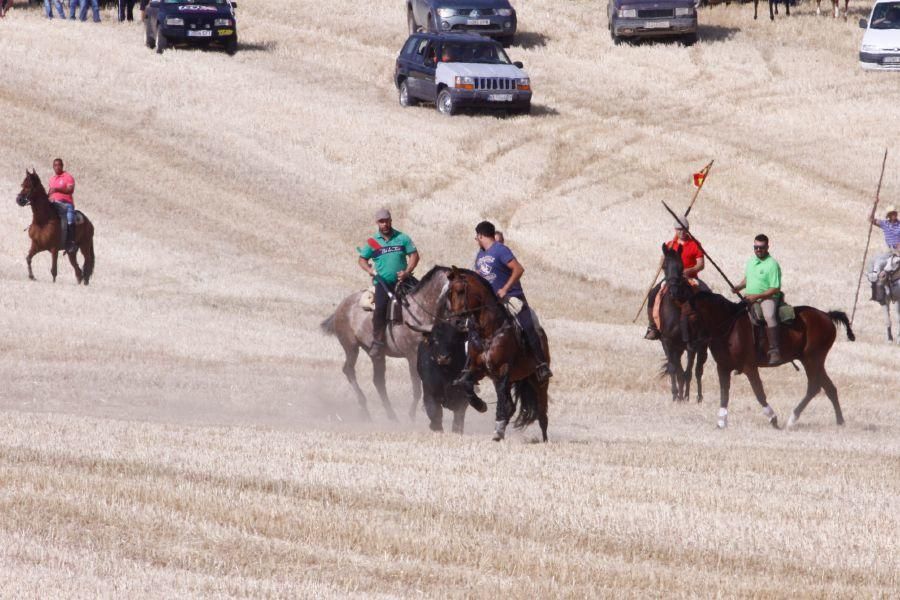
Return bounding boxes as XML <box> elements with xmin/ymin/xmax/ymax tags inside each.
<box><xmin>67</xmin><ymin>246</ymin><xmax>84</xmax><ymax>284</ymax></box>
<box><xmin>683</xmin><ymin>349</ymin><xmax>696</xmax><ymax>403</ymax></box>
<box><xmin>746</xmin><ymin>368</ymin><xmax>779</xmax><ymax>429</ymax></box>
<box><xmin>754</xmin><ymin>0</ymin><xmax>759</xmax><ymax>19</ymax></box>
<box><xmin>786</xmin><ymin>0</ymin><xmax>790</xmax><ymax>16</ymax></box>
<box><xmin>894</xmin><ymin>300</ymin><xmax>900</xmax><ymax>344</ymax></box>
<box><xmin>821</xmin><ymin>371</ymin><xmax>844</xmax><ymax>426</ymax></box>
<box><xmin>26</xmin><ymin>243</ymin><xmax>38</xmax><ymax>281</ymax></box>
<box><xmin>407</xmin><ymin>356</ymin><xmax>422</xmax><ymax>421</ymax></box>
<box><xmin>451</xmin><ymin>402</ymin><xmax>465</xmax><ymax>434</ymax></box>
<box><xmin>493</xmin><ymin>372</ymin><xmax>512</xmax><ymax>442</ymax></box>
<box><xmin>787</xmin><ymin>362</ymin><xmax>823</xmax><ymax>429</ymax></box>
<box><xmin>774</xmin><ymin>0</ymin><xmax>779</xmax><ymax>15</ymax></box>
<box><xmin>80</xmin><ymin>239</ymin><xmax>94</xmax><ymax>285</ymax></box>
<box><xmin>371</xmin><ymin>356</ymin><xmax>398</xmax><ymax>421</ymax></box>
<box><xmin>769</xmin><ymin>0</ymin><xmax>775</xmax><ymax>20</ymax></box>
<box><xmin>342</xmin><ymin>345</ymin><xmax>372</xmax><ymax>421</ymax></box>
<box><xmin>816</xmin><ymin>0</ymin><xmax>821</xmax><ymax>14</ymax></box>
<box><xmin>661</xmin><ymin>339</ymin><xmax>681</xmax><ymax>401</ymax></box>
<box><xmin>885</xmin><ymin>303</ymin><xmax>893</xmax><ymax>342</ymax></box>
<box><xmin>50</xmin><ymin>248</ymin><xmax>58</xmax><ymax>283</ymax></box>
<box><xmin>695</xmin><ymin>346</ymin><xmax>707</xmax><ymax>403</ymax></box>
<box><xmin>832</xmin><ymin>0</ymin><xmax>838</xmax><ymax>17</ymax></box>
<box><xmin>716</xmin><ymin>365</ymin><xmax>731</xmax><ymax>428</ymax></box>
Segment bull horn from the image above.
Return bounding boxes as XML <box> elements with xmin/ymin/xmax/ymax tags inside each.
<box><xmin>405</xmin><ymin>321</ymin><xmax>432</xmax><ymax>335</ymax></box>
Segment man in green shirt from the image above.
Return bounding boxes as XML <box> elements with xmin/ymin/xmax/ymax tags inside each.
<box><xmin>357</xmin><ymin>208</ymin><xmax>420</xmax><ymax>359</ymax></box>
<box><xmin>732</xmin><ymin>234</ymin><xmax>783</xmax><ymax>364</ymax></box>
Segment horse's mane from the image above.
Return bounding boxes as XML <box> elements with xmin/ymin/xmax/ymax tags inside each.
<box><xmin>409</xmin><ymin>265</ymin><xmax>450</xmax><ymax>293</ymax></box>
<box><xmin>690</xmin><ymin>291</ymin><xmax>747</xmax><ymax>315</ymax></box>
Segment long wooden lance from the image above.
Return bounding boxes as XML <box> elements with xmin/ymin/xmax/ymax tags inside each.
<box><xmin>632</xmin><ymin>159</ymin><xmax>715</xmax><ymax>323</ymax></box>
<box><xmin>850</xmin><ymin>148</ymin><xmax>889</xmax><ymax>327</ymax></box>
<box><xmin>661</xmin><ymin>200</ymin><xmax>743</xmax><ymax>300</ymax></box>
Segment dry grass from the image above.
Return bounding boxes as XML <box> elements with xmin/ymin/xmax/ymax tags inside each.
<box><xmin>0</xmin><ymin>0</ymin><xmax>899</xmax><ymax>596</ymax></box>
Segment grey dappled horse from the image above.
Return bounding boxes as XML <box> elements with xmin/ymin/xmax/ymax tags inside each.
<box><xmin>870</xmin><ymin>253</ymin><xmax>900</xmax><ymax>343</ymax></box>
<box><xmin>321</xmin><ymin>266</ymin><xmax>450</xmax><ymax>420</ymax></box>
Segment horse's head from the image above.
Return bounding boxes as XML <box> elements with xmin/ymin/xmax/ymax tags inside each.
<box><xmin>662</xmin><ymin>243</ymin><xmax>690</xmax><ymax>301</ymax></box>
<box><xmin>424</xmin><ymin>319</ymin><xmax>466</xmax><ymax>366</ymax></box>
<box><xmin>16</xmin><ymin>169</ymin><xmax>42</xmax><ymax>207</ymax></box>
<box><xmin>446</xmin><ymin>266</ymin><xmax>488</xmax><ymax>331</ymax></box>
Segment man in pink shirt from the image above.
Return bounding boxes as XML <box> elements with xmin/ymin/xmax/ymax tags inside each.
<box><xmin>47</xmin><ymin>158</ymin><xmax>77</xmax><ymax>254</ymax></box>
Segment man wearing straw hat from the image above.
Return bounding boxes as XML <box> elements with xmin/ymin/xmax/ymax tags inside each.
<box><xmin>869</xmin><ymin>205</ymin><xmax>900</xmax><ymax>294</ymax></box>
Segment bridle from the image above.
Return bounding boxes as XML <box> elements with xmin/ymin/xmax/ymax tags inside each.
<box><xmin>16</xmin><ymin>184</ymin><xmax>33</xmax><ymax>207</ymax></box>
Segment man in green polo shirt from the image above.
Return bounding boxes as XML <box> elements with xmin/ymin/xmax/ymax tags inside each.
<box><xmin>732</xmin><ymin>233</ymin><xmax>783</xmax><ymax>364</ymax></box>
<box><xmin>357</xmin><ymin>208</ymin><xmax>420</xmax><ymax>359</ymax></box>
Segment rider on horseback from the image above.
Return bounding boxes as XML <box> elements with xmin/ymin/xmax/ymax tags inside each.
<box><xmin>47</xmin><ymin>158</ymin><xmax>77</xmax><ymax>255</ymax></box>
<box><xmin>357</xmin><ymin>208</ymin><xmax>419</xmax><ymax>359</ymax></box>
<box><xmin>472</xmin><ymin>220</ymin><xmax>552</xmax><ymax>382</ymax></box>
<box><xmin>732</xmin><ymin>234</ymin><xmax>783</xmax><ymax>365</ymax></box>
<box><xmin>870</xmin><ymin>205</ymin><xmax>900</xmax><ymax>285</ymax></box>
<box><xmin>645</xmin><ymin>217</ymin><xmax>707</xmax><ymax>341</ymax></box>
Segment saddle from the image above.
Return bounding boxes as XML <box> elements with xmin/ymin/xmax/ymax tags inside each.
<box><xmin>501</xmin><ymin>297</ymin><xmax>545</xmax><ymax>350</ymax></box>
<box><xmin>56</xmin><ymin>210</ymin><xmax>86</xmax><ymax>246</ymax></box>
<box><xmin>748</xmin><ymin>298</ymin><xmax>795</xmax><ymax>361</ymax></box>
<box><xmin>867</xmin><ymin>252</ymin><xmax>900</xmax><ymax>305</ymax></box>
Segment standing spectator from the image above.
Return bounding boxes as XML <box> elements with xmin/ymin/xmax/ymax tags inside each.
<box><xmin>79</xmin><ymin>0</ymin><xmax>100</xmax><ymax>22</ymax></box>
<box><xmin>44</xmin><ymin>0</ymin><xmax>66</xmax><ymax>19</ymax></box>
<box><xmin>69</xmin><ymin>0</ymin><xmax>81</xmax><ymax>20</ymax></box>
<box><xmin>118</xmin><ymin>0</ymin><xmax>136</xmax><ymax>21</ymax></box>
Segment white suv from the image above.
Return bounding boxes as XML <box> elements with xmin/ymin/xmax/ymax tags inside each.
<box><xmin>859</xmin><ymin>0</ymin><xmax>900</xmax><ymax>70</ymax></box>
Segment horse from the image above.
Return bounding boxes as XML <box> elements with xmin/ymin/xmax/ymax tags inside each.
<box><xmin>445</xmin><ymin>267</ymin><xmax>550</xmax><ymax>442</ymax></box>
<box><xmin>815</xmin><ymin>0</ymin><xmax>848</xmax><ymax>18</ymax></box>
<box><xmin>653</xmin><ymin>244</ymin><xmax>708</xmax><ymax>402</ymax></box>
<box><xmin>320</xmin><ymin>266</ymin><xmax>451</xmax><ymax>421</ymax></box>
<box><xmin>16</xmin><ymin>170</ymin><xmax>95</xmax><ymax>285</ymax></box>
<box><xmin>754</xmin><ymin>0</ymin><xmax>790</xmax><ymax>20</ymax></box>
<box><xmin>689</xmin><ymin>292</ymin><xmax>854</xmax><ymax>429</ymax></box>
<box><xmin>869</xmin><ymin>251</ymin><xmax>900</xmax><ymax>343</ymax></box>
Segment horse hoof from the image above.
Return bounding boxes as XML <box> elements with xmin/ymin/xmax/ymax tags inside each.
<box><xmin>786</xmin><ymin>413</ymin><xmax>797</xmax><ymax>429</ymax></box>
<box><xmin>717</xmin><ymin>419</ymin><xmax>727</xmax><ymax>429</ymax></box>
<box><xmin>492</xmin><ymin>432</ymin><xmax>504</xmax><ymax>441</ymax></box>
<box><xmin>429</xmin><ymin>423</ymin><xmax>443</xmax><ymax>433</ymax></box>
<box><xmin>836</xmin><ymin>418</ymin><xmax>845</xmax><ymax>426</ymax></box>
<box><xmin>770</xmin><ymin>416</ymin><xmax>780</xmax><ymax>430</ymax></box>
<box><xmin>470</xmin><ymin>398</ymin><xmax>488</xmax><ymax>413</ymax></box>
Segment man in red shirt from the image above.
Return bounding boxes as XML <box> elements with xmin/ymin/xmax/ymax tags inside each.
<box><xmin>47</xmin><ymin>158</ymin><xmax>77</xmax><ymax>254</ymax></box>
<box><xmin>645</xmin><ymin>218</ymin><xmax>707</xmax><ymax>340</ymax></box>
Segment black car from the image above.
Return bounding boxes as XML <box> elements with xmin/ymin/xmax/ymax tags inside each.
<box><xmin>407</xmin><ymin>0</ymin><xmax>517</xmax><ymax>45</ymax></box>
<box><xmin>145</xmin><ymin>0</ymin><xmax>238</xmax><ymax>55</ymax></box>
<box><xmin>394</xmin><ymin>32</ymin><xmax>532</xmax><ymax>116</ymax></box>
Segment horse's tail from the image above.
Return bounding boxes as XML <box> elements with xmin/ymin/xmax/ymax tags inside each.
<box><xmin>513</xmin><ymin>379</ymin><xmax>539</xmax><ymax>429</ymax></box>
<box><xmin>828</xmin><ymin>311</ymin><xmax>856</xmax><ymax>342</ymax></box>
<box><xmin>320</xmin><ymin>312</ymin><xmax>336</xmax><ymax>336</ymax></box>
<box><xmin>82</xmin><ymin>238</ymin><xmax>95</xmax><ymax>285</ymax></box>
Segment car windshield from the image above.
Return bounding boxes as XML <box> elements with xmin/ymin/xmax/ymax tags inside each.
<box><xmin>870</xmin><ymin>2</ymin><xmax>900</xmax><ymax>28</ymax></box>
<box><xmin>440</xmin><ymin>42</ymin><xmax>510</xmax><ymax>64</ymax></box>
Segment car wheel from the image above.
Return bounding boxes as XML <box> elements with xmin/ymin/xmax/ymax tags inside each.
<box><xmin>436</xmin><ymin>89</ymin><xmax>455</xmax><ymax>116</ymax></box>
<box><xmin>407</xmin><ymin>8</ymin><xmax>417</xmax><ymax>34</ymax></box>
<box><xmin>399</xmin><ymin>80</ymin><xmax>415</xmax><ymax>107</ymax></box>
<box><xmin>226</xmin><ymin>35</ymin><xmax>238</xmax><ymax>55</ymax></box>
<box><xmin>155</xmin><ymin>27</ymin><xmax>167</xmax><ymax>54</ymax></box>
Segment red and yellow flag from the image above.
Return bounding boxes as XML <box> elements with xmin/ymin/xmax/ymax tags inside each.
<box><xmin>693</xmin><ymin>171</ymin><xmax>706</xmax><ymax>188</ymax></box>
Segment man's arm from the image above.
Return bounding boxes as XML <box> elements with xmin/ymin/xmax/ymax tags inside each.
<box><xmin>398</xmin><ymin>251</ymin><xmax>419</xmax><ymax>281</ymax></box>
<box><xmin>684</xmin><ymin>257</ymin><xmax>705</xmax><ymax>278</ymax></box>
<box><xmin>358</xmin><ymin>256</ymin><xmax>375</xmax><ymax>277</ymax></box>
<box><xmin>745</xmin><ymin>287</ymin><xmax>780</xmax><ymax>303</ymax></box>
<box><xmin>497</xmin><ymin>258</ymin><xmax>524</xmax><ymax>299</ymax></box>
<box><xmin>732</xmin><ymin>277</ymin><xmax>746</xmax><ymax>293</ymax></box>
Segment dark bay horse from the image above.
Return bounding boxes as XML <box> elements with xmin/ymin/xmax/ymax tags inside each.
<box><xmin>16</xmin><ymin>170</ymin><xmax>95</xmax><ymax>285</ymax></box>
<box><xmin>689</xmin><ymin>292</ymin><xmax>854</xmax><ymax>429</ymax></box>
<box><xmin>446</xmin><ymin>267</ymin><xmax>550</xmax><ymax>442</ymax></box>
<box><xmin>755</xmin><ymin>0</ymin><xmax>790</xmax><ymax>20</ymax></box>
<box><xmin>321</xmin><ymin>266</ymin><xmax>451</xmax><ymax>421</ymax></box>
<box><xmin>655</xmin><ymin>244</ymin><xmax>708</xmax><ymax>402</ymax></box>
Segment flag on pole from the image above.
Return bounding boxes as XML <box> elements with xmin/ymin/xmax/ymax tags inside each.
<box><xmin>693</xmin><ymin>171</ymin><xmax>706</xmax><ymax>188</ymax></box>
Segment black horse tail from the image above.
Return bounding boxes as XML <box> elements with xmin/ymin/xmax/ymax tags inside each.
<box><xmin>320</xmin><ymin>313</ymin><xmax>336</xmax><ymax>336</ymax></box>
<box><xmin>513</xmin><ymin>379</ymin><xmax>539</xmax><ymax>429</ymax></box>
<box><xmin>828</xmin><ymin>311</ymin><xmax>856</xmax><ymax>342</ymax></box>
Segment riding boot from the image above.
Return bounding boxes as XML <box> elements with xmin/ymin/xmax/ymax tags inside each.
<box><xmin>522</xmin><ymin>323</ymin><xmax>552</xmax><ymax>382</ymax></box>
<box><xmin>369</xmin><ymin>327</ymin><xmax>386</xmax><ymax>359</ymax></box>
<box><xmin>766</xmin><ymin>326</ymin><xmax>782</xmax><ymax>365</ymax></box>
<box><xmin>65</xmin><ymin>222</ymin><xmax>77</xmax><ymax>254</ymax></box>
<box><xmin>644</xmin><ymin>323</ymin><xmax>661</xmax><ymax>340</ymax></box>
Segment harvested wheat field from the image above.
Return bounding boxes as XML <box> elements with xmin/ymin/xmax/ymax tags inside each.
<box><xmin>0</xmin><ymin>0</ymin><xmax>899</xmax><ymax>596</ymax></box>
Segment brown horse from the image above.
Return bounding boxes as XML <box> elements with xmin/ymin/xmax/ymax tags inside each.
<box><xmin>689</xmin><ymin>292</ymin><xmax>854</xmax><ymax>429</ymax></box>
<box><xmin>16</xmin><ymin>170</ymin><xmax>95</xmax><ymax>285</ymax></box>
<box><xmin>446</xmin><ymin>267</ymin><xmax>550</xmax><ymax>442</ymax></box>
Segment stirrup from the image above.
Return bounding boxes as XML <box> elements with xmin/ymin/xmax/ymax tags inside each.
<box><xmin>535</xmin><ymin>363</ymin><xmax>553</xmax><ymax>382</ymax></box>
<box><xmin>644</xmin><ymin>326</ymin><xmax>660</xmax><ymax>340</ymax></box>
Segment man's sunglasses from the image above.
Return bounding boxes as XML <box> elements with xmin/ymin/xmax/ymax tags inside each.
<box><xmin>753</xmin><ymin>245</ymin><xmax>768</xmax><ymax>250</ymax></box>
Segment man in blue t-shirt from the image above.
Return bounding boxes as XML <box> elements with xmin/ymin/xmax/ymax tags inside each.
<box><xmin>473</xmin><ymin>221</ymin><xmax>552</xmax><ymax>382</ymax></box>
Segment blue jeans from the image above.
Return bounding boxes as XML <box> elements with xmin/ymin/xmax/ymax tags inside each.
<box><xmin>69</xmin><ymin>0</ymin><xmax>79</xmax><ymax>18</ymax></box>
<box><xmin>51</xmin><ymin>201</ymin><xmax>75</xmax><ymax>226</ymax></box>
<box><xmin>79</xmin><ymin>0</ymin><xmax>100</xmax><ymax>22</ymax></box>
<box><xmin>44</xmin><ymin>0</ymin><xmax>65</xmax><ymax>18</ymax></box>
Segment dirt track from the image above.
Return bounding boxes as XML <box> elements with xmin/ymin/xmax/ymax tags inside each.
<box><xmin>0</xmin><ymin>1</ymin><xmax>898</xmax><ymax>596</ymax></box>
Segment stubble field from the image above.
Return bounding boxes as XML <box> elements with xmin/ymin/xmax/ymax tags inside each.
<box><xmin>0</xmin><ymin>0</ymin><xmax>899</xmax><ymax>596</ymax></box>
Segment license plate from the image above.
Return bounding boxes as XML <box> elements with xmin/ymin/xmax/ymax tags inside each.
<box><xmin>187</xmin><ymin>30</ymin><xmax>212</xmax><ymax>37</ymax></box>
<box><xmin>487</xmin><ymin>94</ymin><xmax>513</xmax><ymax>102</ymax></box>
<box><xmin>466</xmin><ymin>18</ymin><xmax>491</xmax><ymax>25</ymax></box>
<box><xmin>218</xmin><ymin>28</ymin><xmax>233</xmax><ymax>35</ymax></box>
<box><xmin>644</xmin><ymin>20</ymin><xmax>670</xmax><ymax>29</ymax></box>
<box><xmin>884</xmin><ymin>56</ymin><xmax>900</xmax><ymax>64</ymax></box>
